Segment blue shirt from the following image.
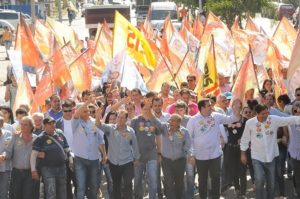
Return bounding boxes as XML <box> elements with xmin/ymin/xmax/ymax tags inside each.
<box><xmin>98</xmin><ymin>124</ymin><xmax>140</xmax><ymax>165</ymax></box>
<box><xmin>47</xmin><ymin>109</ymin><xmax>63</xmax><ymax>121</ymax></box>
<box><xmin>72</xmin><ymin>118</ymin><xmax>105</xmax><ymax>160</ymax></box>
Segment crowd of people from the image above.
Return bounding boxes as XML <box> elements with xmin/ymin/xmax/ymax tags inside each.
<box><xmin>1</xmin><ymin>71</ymin><xmax>300</xmax><ymax>199</ymax></box>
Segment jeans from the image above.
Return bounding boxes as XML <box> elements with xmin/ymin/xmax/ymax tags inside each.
<box><xmin>196</xmin><ymin>157</ymin><xmax>221</xmax><ymax>199</ymax></box>
<box><xmin>74</xmin><ymin>156</ymin><xmax>100</xmax><ymax>199</ymax></box>
<box><xmin>161</xmin><ymin>157</ymin><xmax>185</xmax><ymax>199</ymax></box>
<box><xmin>66</xmin><ymin>162</ymin><xmax>76</xmax><ymax>199</ymax></box>
<box><xmin>41</xmin><ymin>165</ymin><xmax>67</xmax><ymax>199</ymax></box>
<box><xmin>275</xmin><ymin>145</ymin><xmax>287</xmax><ymax>196</ymax></box>
<box><xmin>252</xmin><ymin>158</ymin><xmax>276</xmax><ymax>199</ymax></box>
<box><xmin>292</xmin><ymin>158</ymin><xmax>300</xmax><ymax>197</ymax></box>
<box><xmin>99</xmin><ymin>162</ymin><xmax>113</xmax><ymax>198</ymax></box>
<box><xmin>10</xmin><ymin>168</ymin><xmax>39</xmax><ymax>199</ymax></box>
<box><xmin>109</xmin><ymin>161</ymin><xmax>134</xmax><ymax>199</ymax></box>
<box><xmin>0</xmin><ymin>171</ymin><xmax>10</xmax><ymax>199</ymax></box>
<box><xmin>134</xmin><ymin>159</ymin><xmax>158</xmax><ymax>199</ymax></box>
<box><xmin>185</xmin><ymin>162</ymin><xmax>195</xmax><ymax>199</ymax></box>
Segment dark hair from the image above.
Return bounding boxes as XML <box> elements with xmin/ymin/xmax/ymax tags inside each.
<box><xmin>152</xmin><ymin>97</ymin><xmax>163</xmax><ymax>105</ymax></box>
<box><xmin>141</xmin><ymin>100</ymin><xmax>146</xmax><ymax>109</ymax></box>
<box><xmin>265</xmin><ymin>93</ymin><xmax>275</xmax><ymax>100</ymax></box>
<box><xmin>277</xmin><ymin>94</ymin><xmax>291</xmax><ymax>105</ymax></box>
<box><xmin>82</xmin><ymin>90</ymin><xmax>91</xmax><ymax>99</ymax></box>
<box><xmin>50</xmin><ymin>94</ymin><xmax>60</xmax><ymax>101</ymax></box>
<box><xmin>262</xmin><ymin>79</ymin><xmax>273</xmax><ymax>91</ymax></box>
<box><xmin>105</xmin><ymin>111</ymin><xmax>117</xmax><ymax>124</ymax></box>
<box><xmin>206</xmin><ymin>94</ymin><xmax>216</xmax><ymax>103</ymax></box>
<box><xmin>187</xmin><ymin>75</ymin><xmax>196</xmax><ymax>80</ymax></box>
<box><xmin>295</xmin><ymin>87</ymin><xmax>300</xmax><ymax>94</ymax></box>
<box><xmin>175</xmin><ymin>100</ymin><xmax>188</xmax><ymax>110</ymax></box>
<box><xmin>62</xmin><ymin>100</ymin><xmax>73</xmax><ymax>108</ymax></box>
<box><xmin>247</xmin><ymin>99</ymin><xmax>259</xmax><ymax>111</ymax></box>
<box><xmin>259</xmin><ymin>89</ymin><xmax>268</xmax><ymax>98</ymax></box>
<box><xmin>145</xmin><ymin>91</ymin><xmax>156</xmax><ymax>99</ymax></box>
<box><xmin>0</xmin><ymin>105</ymin><xmax>14</xmax><ymax>124</ymax></box>
<box><xmin>180</xmin><ymin>88</ymin><xmax>190</xmax><ymax>96</ymax></box>
<box><xmin>180</xmin><ymin>82</ymin><xmax>188</xmax><ymax>88</ymax></box>
<box><xmin>131</xmin><ymin>88</ymin><xmax>142</xmax><ymax>96</ymax></box>
<box><xmin>197</xmin><ymin>98</ymin><xmax>210</xmax><ymax>111</ymax></box>
<box><xmin>254</xmin><ymin>104</ymin><xmax>268</xmax><ymax>114</ymax></box>
<box><xmin>16</xmin><ymin>108</ymin><xmax>28</xmax><ymax>117</ymax></box>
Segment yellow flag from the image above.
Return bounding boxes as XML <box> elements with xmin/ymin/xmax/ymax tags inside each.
<box><xmin>197</xmin><ymin>38</ymin><xmax>220</xmax><ymax>99</ymax></box>
<box><xmin>113</xmin><ymin>11</ymin><xmax>156</xmax><ymax>70</ymax></box>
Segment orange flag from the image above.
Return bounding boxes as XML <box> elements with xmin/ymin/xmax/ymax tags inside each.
<box><xmin>49</xmin><ymin>45</ymin><xmax>72</xmax><ymax>87</ymax></box>
<box><xmin>92</xmin><ymin>24</ymin><xmax>113</xmax><ymax>75</ymax></box>
<box><xmin>245</xmin><ymin>16</ymin><xmax>260</xmax><ymax>32</ymax></box>
<box><xmin>142</xmin><ymin>17</ymin><xmax>155</xmax><ymax>40</ymax></box>
<box><xmin>287</xmin><ymin>33</ymin><xmax>300</xmax><ymax>94</ymax></box>
<box><xmin>162</xmin><ymin>16</ymin><xmax>176</xmax><ymax>42</ymax></box>
<box><xmin>34</xmin><ymin>19</ymin><xmax>55</xmax><ymax>60</ymax></box>
<box><xmin>15</xmin><ymin>16</ymin><xmax>43</xmax><ymax>69</ymax></box>
<box><xmin>231</xmin><ymin>53</ymin><xmax>258</xmax><ymax>104</ymax></box>
<box><xmin>272</xmin><ymin>17</ymin><xmax>297</xmax><ymax>61</ymax></box>
<box><xmin>69</xmin><ymin>49</ymin><xmax>92</xmax><ymax>92</ymax></box>
<box><xmin>33</xmin><ymin>72</ymin><xmax>54</xmax><ymax>107</ymax></box>
<box><xmin>192</xmin><ymin>15</ymin><xmax>204</xmax><ymax>41</ymax></box>
<box><xmin>231</xmin><ymin>16</ymin><xmax>240</xmax><ymax>30</ymax></box>
<box><xmin>231</xmin><ymin>29</ymin><xmax>249</xmax><ymax>69</ymax></box>
<box><xmin>14</xmin><ymin>72</ymin><xmax>34</xmax><ymax>112</ymax></box>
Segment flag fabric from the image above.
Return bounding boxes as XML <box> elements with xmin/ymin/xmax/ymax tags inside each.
<box><xmin>231</xmin><ymin>29</ymin><xmax>249</xmax><ymax>69</ymax></box>
<box><xmin>231</xmin><ymin>16</ymin><xmax>240</xmax><ymax>30</ymax></box>
<box><xmin>49</xmin><ymin>45</ymin><xmax>72</xmax><ymax>87</ymax></box>
<box><xmin>69</xmin><ymin>49</ymin><xmax>92</xmax><ymax>92</ymax></box>
<box><xmin>245</xmin><ymin>16</ymin><xmax>260</xmax><ymax>32</ymax></box>
<box><xmin>33</xmin><ymin>72</ymin><xmax>54</xmax><ymax>106</ymax></box>
<box><xmin>197</xmin><ymin>39</ymin><xmax>220</xmax><ymax>98</ymax></box>
<box><xmin>288</xmin><ymin>33</ymin><xmax>300</xmax><ymax>95</ymax></box>
<box><xmin>15</xmin><ymin>16</ymin><xmax>43</xmax><ymax>70</ymax></box>
<box><xmin>14</xmin><ymin>72</ymin><xmax>34</xmax><ymax>112</ymax></box>
<box><xmin>192</xmin><ymin>15</ymin><xmax>204</xmax><ymax>40</ymax></box>
<box><xmin>113</xmin><ymin>11</ymin><xmax>156</xmax><ymax>70</ymax></box>
<box><xmin>34</xmin><ymin>19</ymin><xmax>55</xmax><ymax>60</ymax></box>
<box><xmin>46</xmin><ymin>17</ymin><xmax>83</xmax><ymax>52</ymax></box>
<box><xmin>231</xmin><ymin>53</ymin><xmax>258</xmax><ymax>104</ymax></box>
<box><xmin>272</xmin><ymin>17</ymin><xmax>297</xmax><ymax>61</ymax></box>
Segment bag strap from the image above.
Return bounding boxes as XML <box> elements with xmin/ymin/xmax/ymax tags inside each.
<box><xmin>46</xmin><ymin>133</ymin><xmax>66</xmax><ymax>158</ymax></box>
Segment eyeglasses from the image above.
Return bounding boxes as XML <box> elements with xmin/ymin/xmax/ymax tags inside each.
<box><xmin>63</xmin><ymin>110</ymin><xmax>72</xmax><ymax>113</ymax></box>
<box><xmin>187</xmin><ymin>79</ymin><xmax>194</xmax><ymax>82</ymax></box>
<box><xmin>244</xmin><ymin>111</ymin><xmax>251</xmax><ymax>114</ymax></box>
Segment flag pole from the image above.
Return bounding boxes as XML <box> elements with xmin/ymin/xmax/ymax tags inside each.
<box><xmin>156</xmin><ymin>47</ymin><xmax>179</xmax><ymax>89</ymax></box>
<box><xmin>173</xmin><ymin>48</ymin><xmax>190</xmax><ymax>80</ymax></box>
<box><xmin>249</xmin><ymin>45</ymin><xmax>261</xmax><ymax>92</ymax></box>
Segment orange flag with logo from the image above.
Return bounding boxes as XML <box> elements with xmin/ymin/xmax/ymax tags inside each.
<box><xmin>34</xmin><ymin>19</ymin><xmax>55</xmax><ymax>60</ymax></box>
<box><xmin>245</xmin><ymin>16</ymin><xmax>260</xmax><ymax>32</ymax></box>
<box><xmin>69</xmin><ymin>49</ymin><xmax>92</xmax><ymax>92</ymax></box>
<box><xmin>15</xmin><ymin>16</ymin><xmax>43</xmax><ymax>69</ymax></box>
<box><xmin>192</xmin><ymin>15</ymin><xmax>204</xmax><ymax>41</ymax></box>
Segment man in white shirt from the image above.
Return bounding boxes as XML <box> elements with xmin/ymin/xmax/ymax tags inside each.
<box><xmin>187</xmin><ymin>98</ymin><xmax>241</xmax><ymax>199</ymax></box>
<box><xmin>240</xmin><ymin>104</ymin><xmax>300</xmax><ymax>199</ymax></box>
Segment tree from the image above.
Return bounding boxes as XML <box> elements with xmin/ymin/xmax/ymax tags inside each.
<box><xmin>204</xmin><ymin>0</ymin><xmax>272</xmax><ymax>26</ymax></box>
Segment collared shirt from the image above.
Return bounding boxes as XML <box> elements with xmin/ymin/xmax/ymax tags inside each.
<box><xmin>72</xmin><ymin>118</ymin><xmax>104</xmax><ymax>160</ymax></box>
<box><xmin>181</xmin><ymin>115</ymin><xmax>190</xmax><ymax>128</ymax></box>
<box><xmin>0</xmin><ymin>129</ymin><xmax>12</xmax><ymax>172</ymax></box>
<box><xmin>288</xmin><ymin>124</ymin><xmax>300</xmax><ymax>160</ymax></box>
<box><xmin>240</xmin><ymin>115</ymin><xmax>300</xmax><ymax>163</ymax></box>
<box><xmin>131</xmin><ymin>115</ymin><xmax>163</xmax><ymax>163</ymax></box>
<box><xmin>3</xmin><ymin>123</ymin><xmax>15</xmax><ymax>134</ymax></box>
<box><xmin>269</xmin><ymin>107</ymin><xmax>289</xmax><ymax>117</ymax></box>
<box><xmin>156</xmin><ymin>112</ymin><xmax>170</xmax><ymax>123</ymax></box>
<box><xmin>161</xmin><ymin>125</ymin><xmax>191</xmax><ymax>160</ymax></box>
<box><xmin>46</xmin><ymin>109</ymin><xmax>63</xmax><ymax>121</ymax></box>
<box><xmin>187</xmin><ymin>112</ymin><xmax>239</xmax><ymax>160</ymax></box>
<box><xmin>98</xmin><ymin>124</ymin><xmax>140</xmax><ymax>165</ymax></box>
<box><xmin>32</xmin><ymin>130</ymin><xmax>69</xmax><ymax>167</ymax></box>
<box><xmin>6</xmin><ymin>133</ymin><xmax>37</xmax><ymax>169</ymax></box>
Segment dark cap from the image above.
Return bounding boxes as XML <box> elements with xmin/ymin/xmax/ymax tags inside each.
<box><xmin>43</xmin><ymin>117</ymin><xmax>56</xmax><ymax>124</ymax></box>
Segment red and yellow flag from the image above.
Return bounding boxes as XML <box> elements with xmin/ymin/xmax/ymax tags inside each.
<box><xmin>33</xmin><ymin>72</ymin><xmax>54</xmax><ymax>107</ymax></box>
<box><xmin>192</xmin><ymin>15</ymin><xmax>204</xmax><ymax>41</ymax></box>
<box><xmin>113</xmin><ymin>11</ymin><xmax>156</xmax><ymax>70</ymax></box>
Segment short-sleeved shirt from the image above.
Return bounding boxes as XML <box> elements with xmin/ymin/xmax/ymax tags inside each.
<box><xmin>32</xmin><ymin>130</ymin><xmax>69</xmax><ymax>167</ymax></box>
<box><xmin>131</xmin><ymin>116</ymin><xmax>162</xmax><ymax>162</ymax></box>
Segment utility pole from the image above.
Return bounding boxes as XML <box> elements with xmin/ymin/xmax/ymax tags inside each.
<box><xmin>199</xmin><ymin>0</ymin><xmax>202</xmax><ymax>13</ymax></box>
<box><xmin>31</xmin><ymin>0</ymin><xmax>35</xmax><ymax>23</ymax></box>
<box><xmin>58</xmin><ymin>0</ymin><xmax>62</xmax><ymax>22</ymax></box>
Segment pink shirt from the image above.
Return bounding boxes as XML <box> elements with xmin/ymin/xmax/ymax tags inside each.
<box><xmin>168</xmin><ymin>102</ymin><xmax>199</xmax><ymax>116</ymax></box>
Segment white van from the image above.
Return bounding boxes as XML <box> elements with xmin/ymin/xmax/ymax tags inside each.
<box><xmin>150</xmin><ymin>2</ymin><xmax>178</xmax><ymax>31</ymax></box>
<box><xmin>0</xmin><ymin>10</ymin><xmax>32</xmax><ymax>29</ymax></box>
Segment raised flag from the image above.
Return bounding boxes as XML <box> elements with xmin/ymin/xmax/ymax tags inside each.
<box><xmin>113</xmin><ymin>11</ymin><xmax>156</xmax><ymax>70</ymax></box>
<box><xmin>34</xmin><ymin>19</ymin><xmax>55</xmax><ymax>60</ymax></box>
<box><xmin>33</xmin><ymin>72</ymin><xmax>54</xmax><ymax>106</ymax></box>
<box><xmin>69</xmin><ymin>49</ymin><xmax>92</xmax><ymax>92</ymax></box>
<box><xmin>287</xmin><ymin>33</ymin><xmax>300</xmax><ymax>95</ymax></box>
<box><xmin>192</xmin><ymin>15</ymin><xmax>204</xmax><ymax>40</ymax></box>
<box><xmin>245</xmin><ymin>16</ymin><xmax>260</xmax><ymax>32</ymax></box>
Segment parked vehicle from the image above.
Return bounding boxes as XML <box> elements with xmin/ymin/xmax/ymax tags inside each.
<box><xmin>150</xmin><ymin>2</ymin><xmax>178</xmax><ymax>31</ymax></box>
<box><xmin>262</xmin><ymin>2</ymin><xmax>295</xmax><ymax>20</ymax></box>
<box><xmin>0</xmin><ymin>10</ymin><xmax>32</xmax><ymax>29</ymax></box>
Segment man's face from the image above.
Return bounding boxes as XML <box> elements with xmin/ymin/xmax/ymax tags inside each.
<box><xmin>80</xmin><ymin>106</ymin><xmax>90</xmax><ymax>121</ymax></box>
<box><xmin>51</xmin><ymin>96</ymin><xmax>61</xmax><ymax>111</ymax></box>
<box><xmin>201</xmin><ymin>101</ymin><xmax>212</xmax><ymax>115</ymax></box>
<box><xmin>152</xmin><ymin>100</ymin><xmax>163</xmax><ymax>114</ymax></box>
<box><xmin>181</xmin><ymin>94</ymin><xmax>190</xmax><ymax>104</ymax></box>
<box><xmin>257</xmin><ymin>109</ymin><xmax>269</xmax><ymax>122</ymax></box>
<box><xmin>175</xmin><ymin>107</ymin><xmax>186</xmax><ymax>117</ymax></box>
<box><xmin>20</xmin><ymin>119</ymin><xmax>32</xmax><ymax>133</ymax></box>
<box><xmin>63</xmin><ymin>107</ymin><xmax>73</xmax><ymax>119</ymax></box>
<box><xmin>218</xmin><ymin>96</ymin><xmax>227</xmax><ymax>109</ymax></box>
<box><xmin>161</xmin><ymin>84</ymin><xmax>170</xmax><ymax>95</ymax></box>
<box><xmin>131</xmin><ymin>91</ymin><xmax>141</xmax><ymax>102</ymax></box>
<box><xmin>44</xmin><ymin>122</ymin><xmax>56</xmax><ymax>134</ymax></box>
<box><xmin>187</xmin><ymin>77</ymin><xmax>196</xmax><ymax>89</ymax></box>
<box><xmin>116</xmin><ymin>112</ymin><xmax>127</xmax><ymax>126</ymax></box>
<box><xmin>265</xmin><ymin>95</ymin><xmax>275</xmax><ymax>107</ymax></box>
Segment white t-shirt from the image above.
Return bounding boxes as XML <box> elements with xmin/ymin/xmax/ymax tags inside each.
<box><xmin>63</xmin><ymin>118</ymin><xmax>73</xmax><ymax>151</ymax></box>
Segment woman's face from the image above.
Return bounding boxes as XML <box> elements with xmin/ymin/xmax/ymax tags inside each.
<box><xmin>242</xmin><ymin>107</ymin><xmax>253</xmax><ymax>119</ymax></box>
<box><xmin>0</xmin><ymin>109</ymin><xmax>10</xmax><ymax>122</ymax></box>
<box><xmin>264</xmin><ymin>81</ymin><xmax>272</xmax><ymax>92</ymax></box>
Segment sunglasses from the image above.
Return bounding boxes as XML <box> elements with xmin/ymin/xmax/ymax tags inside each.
<box><xmin>63</xmin><ymin>110</ymin><xmax>72</xmax><ymax>113</ymax></box>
